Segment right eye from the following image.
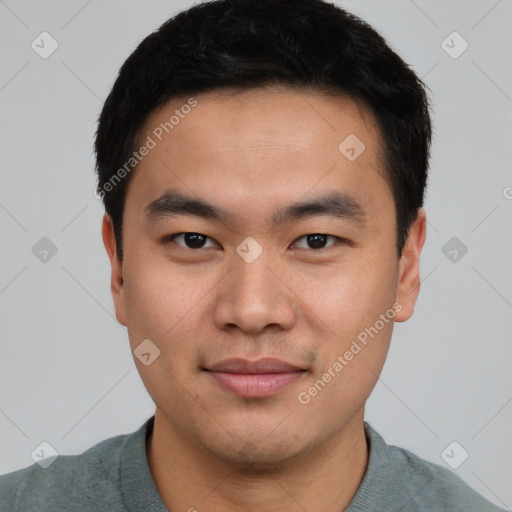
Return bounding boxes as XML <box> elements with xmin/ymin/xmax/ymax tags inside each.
<box><xmin>163</xmin><ymin>232</ymin><xmax>219</xmax><ymax>250</ymax></box>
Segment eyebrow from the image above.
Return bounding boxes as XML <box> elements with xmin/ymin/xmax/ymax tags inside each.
<box><xmin>143</xmin><ymin>190</ymin><xmax>366</xmax><ymax>226</ymax></box>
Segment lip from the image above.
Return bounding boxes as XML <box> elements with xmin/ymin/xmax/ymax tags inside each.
<box><xmin>206</xmin><ymin>357</ymin><xmax>304</xmax><ymax>374</ymax></box>
<box><xmin>204</xmin><ymin>358</ymin><xmax>307</xmax><ymax>398</ymax></box>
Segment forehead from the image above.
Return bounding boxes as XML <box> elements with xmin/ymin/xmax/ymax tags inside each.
<box><xmin>125</xmin><ymin>86</ymin><xmax>392</xmax><ymax>228</ymax></box>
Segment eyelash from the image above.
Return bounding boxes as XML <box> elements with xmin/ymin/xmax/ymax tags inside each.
<box><xmin>163</xmin><ymin>232</ymin><xmax>346</xmax><ymax>251</ymax></box>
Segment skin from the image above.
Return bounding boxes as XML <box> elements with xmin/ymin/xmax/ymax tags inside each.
<box><xmin>102</xmin><ymin>86</ymin><xmax>426</xmax><ymax>512</ymax></box>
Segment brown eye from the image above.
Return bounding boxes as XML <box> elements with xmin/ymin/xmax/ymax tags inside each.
<box><xmin>168</xmin><ymin>232</ymin><xmax>216</xmax><ymax>249</ymax></box>
<box><xmin>293</xmin><ymin>234</ymin><xmax>337</xmax><ymax>250</ymax></box>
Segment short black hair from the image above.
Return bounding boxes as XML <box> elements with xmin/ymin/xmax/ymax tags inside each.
<box><xmin>95</xmin><ymin>0</ymin><xmax>432</xmax><ymax>261</ymax></box>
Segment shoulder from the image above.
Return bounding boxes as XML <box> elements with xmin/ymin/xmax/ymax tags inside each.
<box><xmin>358</xmin><ymin>423</ymin><xmax>506</xmax><ymax>512</ymax></box>
<box><xmin>0</xmin><ymin>431</ymin><xmax>130</xmax><ymax>512</ymax></box>
<box><xmin>386</xmin><ymin>443</ymin><xmax>504</xmax><ymax>511</ymax></box>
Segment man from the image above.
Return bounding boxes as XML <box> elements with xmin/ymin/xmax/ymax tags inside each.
<box><xmin>0</xmin><ymin>0</ymin><xmax>505</xmax><ymax>510</ymax></box>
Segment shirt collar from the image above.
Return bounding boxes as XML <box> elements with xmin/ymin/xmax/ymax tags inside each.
<box><xmin>120</xmin><ymin>417</ymin><xmax>401</xmax><ymax>512</ymax></box>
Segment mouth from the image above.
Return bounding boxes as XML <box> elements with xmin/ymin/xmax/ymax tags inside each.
<box><xmin>203</xmin><ymin>358</ymin><xmax>308</xmax><ymax>398</ymax></box>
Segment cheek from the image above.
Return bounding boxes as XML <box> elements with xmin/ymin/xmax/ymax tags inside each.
<box><xmin>297</xmin><ymin>254</ymin><xmax>398</xmax><ymax>420</ymax></box>
<box><xmin>122</xmin><ymin>252</ymin><xmax>219</xmax><ymax>380</ymax></box>
<box><xmin>124</xmin><ymin>267</ymin><xmax>171</xmax><ymax>338</ymax></box>
<box><xmin>122</xmin><ymin>265</ymin><xmax>200</xmax><ymax>408</ymax></box>
<box><xmin>287</xmin><ymin>249</ymin><xmax>399</xmax><ymax>339</ymax></box>
<box><xmin>122</xmin><ymin>252</ymin><xmax>194</xmax><ymax>351</ymax></box>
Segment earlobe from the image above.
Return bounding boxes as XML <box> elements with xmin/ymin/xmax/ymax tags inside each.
<box><xmin>395</xmin><ymin>208</ymin><xmax>427</xmax><ymax>322</ymax></box>
<box><xmin>101</xmin><ymin>214</ymin><xmax>127</xmax><ymax>326</ymax></box>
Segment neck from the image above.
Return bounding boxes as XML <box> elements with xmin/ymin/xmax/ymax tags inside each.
<box><xmin>147</xmin><ymin>409</ymin><xmax>368</xmax><ymax>512</ymax></box>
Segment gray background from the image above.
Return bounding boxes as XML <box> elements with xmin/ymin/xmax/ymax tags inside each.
<box><xmin>1</xmin><ymin>0</ymin><xmax>511</xmax><ymax>508</ymax></box>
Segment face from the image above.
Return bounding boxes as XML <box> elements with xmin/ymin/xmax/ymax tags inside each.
<box><xmin>103</xmin><ymin>86</ymin><xmax>425</xmax><ymax>468</ymax></box>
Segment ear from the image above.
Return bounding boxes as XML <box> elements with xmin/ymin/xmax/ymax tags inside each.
<box><xmin>395</xmin><ymin>208</ymin><xmax>427</xmax><ymax>322</ymax></box>
<box><xmin>101</xmin><ymin>213</ymin><xmax>127</xmax><ymax>326</ymax></box>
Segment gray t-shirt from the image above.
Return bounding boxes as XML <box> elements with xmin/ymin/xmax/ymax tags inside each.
<box><xmin>0</xmin><ymin>416</ymin><xmax>505</xmax><ymax>511</ymax></box>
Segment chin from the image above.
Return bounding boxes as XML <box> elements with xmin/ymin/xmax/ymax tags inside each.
<box><xmin>213</xmin><ymin>441</ymin><xmax>306</xmax><ymax>472</ymax></box>
<box><xmin>197</xmin><ymin>422</ymin><xmax>315</xmax><ymax>472</ymax></box>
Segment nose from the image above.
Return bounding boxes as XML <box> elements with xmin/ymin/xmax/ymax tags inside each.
<box><xmin>213</xmin><ymin>247</ymin><xmax>297</xmax><ymax>335</ymax></box>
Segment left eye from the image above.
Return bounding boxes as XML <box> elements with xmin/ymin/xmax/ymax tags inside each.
<box><xmin>293</xmin><ymin>234</ymin><xmax>338</xmax><ymax>250</ymax></box>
